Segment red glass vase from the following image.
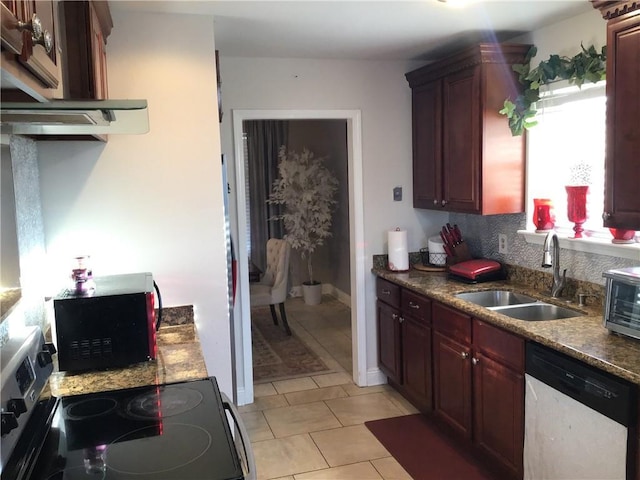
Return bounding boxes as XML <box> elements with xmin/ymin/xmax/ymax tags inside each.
<box><xmin>533</xmin><ymin>198</ymin><xmax>555</xmax><ymax>232</ymax></box>
<box><xmin>565</xmin><ymin>185</ymin><xmax>589</xmax><ymax>238</ymax></box>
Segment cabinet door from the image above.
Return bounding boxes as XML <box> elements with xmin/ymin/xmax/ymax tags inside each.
<box><xmin>62</xmin><ymin>1</ymin><xmax>111</xmax><ymax>99</ymax></box>
<box><xmin>442</xmin><ymin>66</ymin><xmax>481</xmax><ymax>213</ymax></box>
<box><xmin>402</xmin><ymin>316</ymin><xmax>432</xmax><ymax>411</ymax></box>
<box><xmin>472</xmin><ymin>352</ymin><xmax>524</xmax><ymax>479</ymax></box>
<box><xmin>604</xmin><ymin>10</ymin><xmax>640</xmax><ymax>230</ymax></box>
<box><xmin>1</xmin><ymin>0</ymin><xmax>26</xmax><ymax>54</ymax></box>
<box><xmin>19</xmin><ymin>0</ymin><xmax>59</xmax><ymax>88</ymax></box>
<box><xmin>90</xmin><ymin>2</ymin><xmax>108</xmax><ymax>100</ymax></box>
<box><xmin>433</xmin><ymin>331</ymin><xmax>472</xmax><ymax>438</ymax></box>
<box><xmin>377</xmin><ymin>300</ymin><xmax>402</xmax><ymax>384</ymax></box>
<box><xmin>412</xmin><ymin>80</ymin><xmax>442</xmax><ymax>209</ymax></box>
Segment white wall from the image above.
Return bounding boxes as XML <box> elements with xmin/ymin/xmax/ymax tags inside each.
<box><xmin>513</xmin><ymin>8</ymin><xmax>605</xmax><ymax>61</ymax></box>
<box><xmin>218</xmin><ymin>8</ymin><xmax>608</xmax><ymax>381</ymax></box>
<box><xmin>37</xmin><ymin>12</ymin><xmax>232</xmax><ymax>394</ymax></box>
<box><xmin>218</xmin><ymin>56</ymin><xmax>449</xmax><ymax>381</ymax></box>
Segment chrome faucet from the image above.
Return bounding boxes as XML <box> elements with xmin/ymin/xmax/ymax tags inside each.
<box><xmin>542</xmin><ymin>232</ymin><xmax>566</xmax><ymax>298</ymax></box>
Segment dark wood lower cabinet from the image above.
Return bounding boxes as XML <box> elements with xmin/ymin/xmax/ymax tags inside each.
<box><xmin>402</xmin><ymin>316</ymin><xmax>432</xmax><ymax>411</ymax></box>
<box><xmin>376</xmin><ymin>300</ymin><xmax>402</xmax><ymax>384</ymax></box>
<box><xmin>432</xmin><ymin>303</ymin><xmax>524</xmax><ymax>479</ymax></box>
<box><xmin>473</xmin><ymin>352</ymin><xmax>524</xmax><ymax>479</ymax></box>
<box><xmin>433</xmin><ymin>330</ymin><xmax>472</xmax><ymax>438</ymax></box>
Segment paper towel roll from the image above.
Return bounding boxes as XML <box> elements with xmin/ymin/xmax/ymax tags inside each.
<box><xmin>388</xmin><ymin>228</ymin><xmax>409</xmax><ymax>271</ymax></box>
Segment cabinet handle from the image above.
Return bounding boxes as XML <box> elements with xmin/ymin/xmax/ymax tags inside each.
<box><xmin>602</xmin><ymin>212</ymin><xmax>611</xmax><ymax>221</ymax></box>
<box><xmin>399</xmin><ymin>316</ymin><xmax>404</xmax><ymax>323</ymax></box>
<box><xmin>472</xmin><ymin>357</ymin><xmax>479</xmax><ymax>365</ymax></box>
<box><xmin>441</xmin><ymin>200</ymin><xmax>447</xmax><ymax>207</ymax></box>
<box><xmin>17</xmin><ymin>14</ymin><xmax>43</xmax><ymax>40</ymax></box>
<box><xmin>392</xmin><ymin>313</ymin><xmax>399</xmax><ymax>320</ymax></box>
<box><xmin>408</xmin><ymin>301</ymin><xmax>420</xmax><ymax>309</ymax></box>
<box><xmin>433</xmin><ymin>199</ymin><xmax>439</xmax><ymax>205</ymax></box>
<box><xmin>381</xmin><ymin>289</ymin><xmax>391</xmax><ymax>295</ymax></box>
<box><xmin>34</xmin><ymin>30</ymin><xmax>53</xmax><ymax>54</ymax></box>
<box><xmin>460</xmin><ymin>351</ymin><xmax>469</xmax><ymax>359</ymax></box>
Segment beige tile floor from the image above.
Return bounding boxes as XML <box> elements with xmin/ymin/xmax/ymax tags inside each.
<box><xmin>240</xmin><ymin>296</ymin><xmax>419</xmax><ymax>480</ymax></box>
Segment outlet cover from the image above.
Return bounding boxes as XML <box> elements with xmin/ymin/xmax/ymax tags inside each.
<box><xmin>393</xmin><ymin>186</ymin><xmax>402</xmax><ymax>201</ymax></box>
<box><xmin>498</xmin><ymin>234</ymin><xmax>508</xmax><ymax>254</ymax></box>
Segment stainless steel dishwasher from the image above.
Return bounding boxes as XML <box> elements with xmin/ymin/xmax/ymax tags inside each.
<box><xmin>524</xmin><ymin>342</ymin><xmax>635</xmax><ymax>480</ymax></box>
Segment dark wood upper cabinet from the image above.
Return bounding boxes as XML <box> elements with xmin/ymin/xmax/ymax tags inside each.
<box><xmin>593</xmin><ymin>3</ymin><xmax>640</xmax><ymax>229</ymax></box>
<box><xmin>406</xmin><ymin>44</ymin><xmax>530</xmax><ymax>215</ymax></box>
<box><xmin>1</xmin><ymin>0</ymin><xmax>59</xmax><ymax>98</ymax></box>
<box><xmin>61</xmin><ymin>0</ymin><xmax>112</xmax><ymax>100</ymax></box>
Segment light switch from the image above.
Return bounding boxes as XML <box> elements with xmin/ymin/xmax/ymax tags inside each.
<box><xmin>393</xmin><ymin>186</ymin><xmax>402</xmax><ymax>201</ymax></box>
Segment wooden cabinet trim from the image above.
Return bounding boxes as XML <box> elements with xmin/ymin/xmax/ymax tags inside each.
<box><xmin>592</xmin><ymin>0</ymin><xmax>640</xmax><ymax>19</ymax></box>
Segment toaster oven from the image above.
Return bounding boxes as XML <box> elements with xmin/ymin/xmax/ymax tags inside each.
<box><xmin>603</xmin><ymin>266</ymin><xmax>640</xmax><ymax>340</ymax></box>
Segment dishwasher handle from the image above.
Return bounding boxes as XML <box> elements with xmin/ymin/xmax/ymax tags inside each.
<box><xmin>221</xmin><ymin>392</ymin><xmax>256</xmax><ymax>480</ymax></box>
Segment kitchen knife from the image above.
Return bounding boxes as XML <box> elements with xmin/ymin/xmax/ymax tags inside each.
<box><xmin>453</xmin><ymin>224</ymin><xmax>463</xmax><ymax>243</ymax></box>
<box><xmin>445</xmin><ymin>223</ymin><xmax>458</xmax><ymax>245</ymax></box>
<box><xmin>441</xmin><ymin>227</ymin><xmax>453</xmax><ymax>247</ymax></box>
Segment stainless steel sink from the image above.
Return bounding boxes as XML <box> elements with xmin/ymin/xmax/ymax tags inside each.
<box><xmin>455</xmin><ymin>289</ymin><xmax>583</xmax><ymax>321</ymax></box>
<box><xmin>490</xmin><ymin>303</ymin><xmax>583</xmax><ymax>321</ymax></box>
<box><xmin>454</xmin><ymin>290</ymin><xmax>537</xmax><ymax>307</ymax></box>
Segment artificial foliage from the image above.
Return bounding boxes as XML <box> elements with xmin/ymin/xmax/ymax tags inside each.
<box><xmin>500</xmin><ymin>44</ymin><xmax>607</xmax><ymax>136</ymax></box>
<box><xmin>268</xmin><ymin>146</ymin><xmax>338</xmax><ymax>285</ymax></box>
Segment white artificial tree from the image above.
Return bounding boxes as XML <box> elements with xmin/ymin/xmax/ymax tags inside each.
<box><xmin>268</xmin><ymin>146</ymin><xmax>338</xmax><ymax>286</ymax></box>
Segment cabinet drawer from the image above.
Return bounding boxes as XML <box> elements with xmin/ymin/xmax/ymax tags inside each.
<box><xmin>401</xmin><ymin>289</ymin><xmax>431</xmax><ymax>324</ymax></box>
<box><xmin>473</xmin><ymin>319</ymin><xmax>524</xmax><ymax>372</ymax></box>
<box><xmin>433</xmin><ymin>302</ymin><xmax>471</xmax><ymax>344</ymax></box>
<box><xmin>377</xmin><ymin>278</ymin><xmax>400</xmax><ymax>308</ymax></box>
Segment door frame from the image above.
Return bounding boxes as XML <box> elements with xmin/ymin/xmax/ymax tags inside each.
<box><xmin>232</xmin><ymin>109</ymin><xmax>366</xmax><ymax>405</ymax></box>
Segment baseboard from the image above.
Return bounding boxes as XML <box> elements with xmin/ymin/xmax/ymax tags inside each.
<box><xmin>235</xmin><ymin>385</ymin><xmax>250</xmax><ymax>406</ymax></box>
<box><xmin>288</xmin><ymin>283</ymin><xmax>351</xmax><ymax>307</ymax></box>
<box><xmin>367</xmin><ymin>367</ymin><xmax>387</xmax><ymax>386</ymax></box>
<box><xmin>322</xmin><ymin>283</ymin><xmax>351</xmax><ymax>307</ymax></box>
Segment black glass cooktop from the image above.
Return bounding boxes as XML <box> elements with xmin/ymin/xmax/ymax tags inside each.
<box><xmin>26</xmin><ymin>377</ymin><xmax>244</xmax><ymax>480</ymax></box>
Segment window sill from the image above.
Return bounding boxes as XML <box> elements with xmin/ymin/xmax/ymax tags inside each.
<box><xmin>518</xmin><ymin>231</ymin><xmax>640</xmax><ymax>261</ymax></box>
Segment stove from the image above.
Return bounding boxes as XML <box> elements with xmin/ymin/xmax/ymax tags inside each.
<box><xmin>1</xmin><ymin>326</ymin><xmax>254</xmax><ymax>480</ymax></box>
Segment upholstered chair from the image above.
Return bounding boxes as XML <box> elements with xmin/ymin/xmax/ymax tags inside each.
<box><xmin>250</xmin><ymin>238</ymin><xmax>292</xmax><ymax>335</ymax></box>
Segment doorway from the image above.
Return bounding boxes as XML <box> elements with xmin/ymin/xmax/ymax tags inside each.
<box><xmin>232</xmin><ymin>109</ymin><xmax>366</xmax><ymax>405</ymax></box>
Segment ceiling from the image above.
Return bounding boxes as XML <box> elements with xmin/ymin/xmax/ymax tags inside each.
<box><xmin>110</xmin><ymin>1</ymin><xmax>593</xmax><ymax>61</ymax></box>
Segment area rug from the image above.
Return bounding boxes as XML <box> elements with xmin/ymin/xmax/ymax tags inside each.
<box><xmin>252</xmin><ymin>307</ymin><xmax>333</xmax><ymax>383</ymax></box>
<box><xmin>365</xmin><ymin>414</ymin><xmax>496</xmax><ymax>480</ymax></box>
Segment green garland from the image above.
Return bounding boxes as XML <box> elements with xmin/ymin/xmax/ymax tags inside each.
<box><xmin>499</xmin><ymin>44</ymin><xmax>607</xmax><ymax>136</ymax></box>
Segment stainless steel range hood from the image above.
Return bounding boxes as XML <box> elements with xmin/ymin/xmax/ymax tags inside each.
<box><xmin>0</xmin><ymin>99</ymin><xmax>149</xmax><ymax>135</ymax></box>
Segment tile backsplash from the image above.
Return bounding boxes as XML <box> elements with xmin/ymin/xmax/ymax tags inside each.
<box><xmin>450</xmin><ymin>212</ymin><xmax>637</xmax><ymax>286</ymax></box>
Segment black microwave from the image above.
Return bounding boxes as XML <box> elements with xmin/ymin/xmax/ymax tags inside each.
<box><xmin>53</xmin><ymin>272</ymin><xmax>157</xmax><ymax>372</ymax></box>
<box><xmin>603</xmin><ymin>266</ymin><xmax>640</xmax><ymax>340</ymax></box>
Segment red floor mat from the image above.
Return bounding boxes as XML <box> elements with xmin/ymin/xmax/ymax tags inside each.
<box><xmin>365</xmin><ymin>414</ymin><xmax>496</xmax><ymax>480</ymax></box>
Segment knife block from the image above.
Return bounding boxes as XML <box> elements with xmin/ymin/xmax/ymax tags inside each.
<box><xmin>445</xmin><ymin>241</ymin><xmax>472</xmax><ymax>267</ymax></box>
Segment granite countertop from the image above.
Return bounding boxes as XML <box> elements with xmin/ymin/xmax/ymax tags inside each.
<box><xmin>47</xmin><ymin>323</ymin><xmax>208</xmax><ymax>397</ymax></box>
<box><xmin>374</xmin><ymin>267</ymin><xmax>640</xmax><ymax>386</ymax></box>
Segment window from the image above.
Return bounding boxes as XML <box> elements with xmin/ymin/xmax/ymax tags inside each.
<box><xmin>526</xmin><ymin>80</ymin><xmax>607</xmax><ymax>238</ymax></box>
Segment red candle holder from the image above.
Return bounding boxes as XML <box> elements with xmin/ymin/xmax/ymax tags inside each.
<box><xmin>565</xmin><ymin>185</ymin><xmax>589</xmax><ymax>238</ymax></box>
<box><xmin>609</xmin><ymin>228</ymin><xmax>636</xmax><ymax>244</ymax></box>
<box><xmin>533</xmin><ymin>198</ymin><xmax>555</xmax><ymax>232</ymax></box>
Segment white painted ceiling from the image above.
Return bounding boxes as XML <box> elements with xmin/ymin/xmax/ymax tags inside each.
<box><xmin>111</xmin><ymin>1</ymin><xmax>593</xmax><ymax>61</ymax></box>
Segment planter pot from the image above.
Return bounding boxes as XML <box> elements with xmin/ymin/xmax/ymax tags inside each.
<box><xmin>302</xmin><ymin>282</ymin><xmax>322</xmax><ymax>305</ymax></box>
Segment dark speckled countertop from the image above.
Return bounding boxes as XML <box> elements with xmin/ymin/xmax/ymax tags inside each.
<box><xmin>374</xmin><ymin>267</ymin><xmax>640</xmax><ymax>386</ymax></box>
<box><xmin>47</xmin><ymin>322</ymin><xmax>208</xmax><ymax>398</ymax></box>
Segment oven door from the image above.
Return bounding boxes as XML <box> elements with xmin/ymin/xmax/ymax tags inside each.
<box><xmin>604</xmin><ymin>278</ymin><xmax>640</xmax><ymax>340</ymax></box>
